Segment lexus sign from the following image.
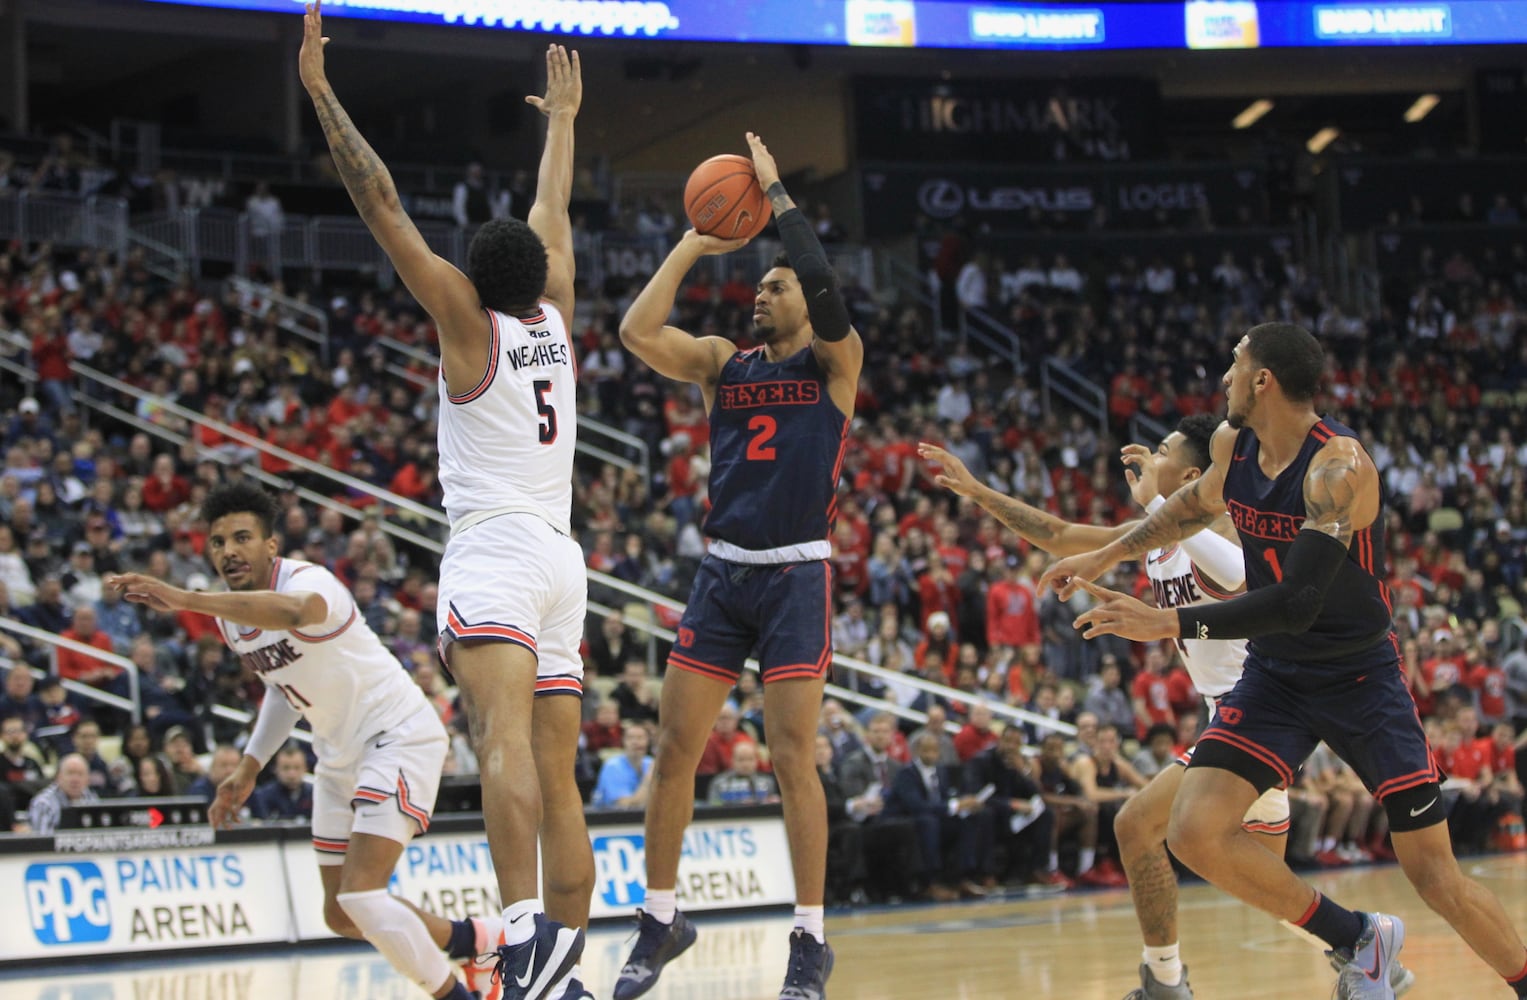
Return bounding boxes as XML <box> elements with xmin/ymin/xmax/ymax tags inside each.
<box><xmin>913</xmin><ymin>177</ymin><xmax>1097</xmax><ymax>221</ymax></box>
<box><xmin>917</xmin><ymin>179</ymin><xmax>964</xmax><ymax>218</ymax></box>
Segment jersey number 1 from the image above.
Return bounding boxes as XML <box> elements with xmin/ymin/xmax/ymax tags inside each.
<box><xmin>1262</xmin><ymin>547</ymin><xmax>1284</xmax><ymax>583</ymax></box>
<box><xmin>746</xmin><ymin>415</ymin><xmax>777</xmax><ymax>461</ymax></box>
<box><xmin>533</xmin><ymin>379</ymin><xmax>557</xmax><ymax>444</ymax></box>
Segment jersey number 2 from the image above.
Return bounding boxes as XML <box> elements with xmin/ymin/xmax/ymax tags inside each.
<box><xmin>533</xmin><ymin>379</ymin><xmax>557</xmax><ymax>444</ymax></box>
<box><xmin>746</xmin><ymin>415</ymin><xmax>777</xmax><ymax>461</ymax></box>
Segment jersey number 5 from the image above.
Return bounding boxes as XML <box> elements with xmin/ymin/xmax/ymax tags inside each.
<box><xmin>533</xmin><ymin>379</ymin><xmax>557</xmax><ymax>444</ymax></box>
<box><xmin>746</xmin><ymin>415</ymin><xmax>777</xmax><ymax>461</ymax></box>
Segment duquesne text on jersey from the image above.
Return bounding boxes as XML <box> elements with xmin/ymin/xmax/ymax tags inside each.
<box><xmin>505</xmin><ymin>341</ymin><xmax>571</xmax><ymax>372</ymax></box>
<box><xmin>238</xmin><ymin>637</ymin><xmax>304</xmax><ymax>675</ymax></box>
<box><xmin>1226</xmin><ymin>499</ymin><xmax>1303</xmax><ymax>542</ymax></box>
<box><xmin>718</xmin><ymin>380</ymin><xmax>821</xmax><ymax>409</ymax></box>
<box><xmin>1151</xmin><ymin>572</ymin><xmax>1204</xmax><ymax>609</ymax></box>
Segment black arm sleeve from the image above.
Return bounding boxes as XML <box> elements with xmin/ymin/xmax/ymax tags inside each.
<box><xmin>774</xmin><ymin>204</ymin><xmax>852</xmax><ymax>343</ymax></box>
<box><xmin>1176</xmin><ymin>529</ymin><xmax>1348</xmax><ymax>641</ymax></box>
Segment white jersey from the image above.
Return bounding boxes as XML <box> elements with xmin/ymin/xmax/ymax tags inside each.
<box><xmin>1145</xmin><ymin>542</ymin><xmax>1248</xmax><ymax>700</ymax></box>
<box><xmin>217</xmin><ymin>557</ymin><xmax>428</xmax><ymax>766</ymax></box>
<box><xmin>437</xmin><ymin>304</ymin><xmax>577</xmax><ymax>534</ymax></box>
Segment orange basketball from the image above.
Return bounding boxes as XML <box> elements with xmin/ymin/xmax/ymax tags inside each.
<box><xmin>684</xmin><ymin>154</ymin><xmax>771</xmax><ymax>240</ymax></box>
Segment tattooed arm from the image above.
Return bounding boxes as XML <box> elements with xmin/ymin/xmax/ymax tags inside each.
<box><xmin>918</xmin><ymin>442</ymin><xmax>1133</xmax><ymax>557</ymax></box>
<box><xmin>297</xmin><ymin>3</ymin><xmax>484</xmax><ymax>360</ymax></box>
<box><xmin>1038</xmin><ymin>421</ymin><xmax>1235</xmax><ymax>596</ymax></box>
<box><xmin>1301</xmin><ymin>435</ymin><xmax>1379</xmax><ymax>542</ymax></box>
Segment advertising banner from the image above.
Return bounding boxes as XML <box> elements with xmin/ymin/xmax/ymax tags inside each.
<box><xmin>1</xmin><ymin>843</ymin><xmax>292</xmax><ymax>960</ymax></box>
<box><xmin>854</xmin><ymin>77</ymin><xmax>1163</xmax><ymax>164</ymax></box>
<box><xmin>861</xmin><ymin>163</ymin><xmax>1266</xmax><ymax>237</ymax></box>
<box><xmin>287</xmin><ymin>813</ymin><xmax>795</xmax><ymax>939</ymax></box>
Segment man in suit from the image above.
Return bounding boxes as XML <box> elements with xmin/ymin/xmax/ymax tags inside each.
<box><xmin>963</xmin><ymin>724</ymin><xmax>1057</xmax><ymax>885</ymax></box>
<box><xmin>888</xmin><ymin>732</ymin><xmax>994</xmax><ymax>898</ymax></box>
<box><xmin>815</xmin><ymin>735</ymin><xmax>867</xmax><ymax>905</ymax></box>
<box><xmin>834</xmin><ymin>713</ymin><xmax>938</xmax><ymax>901</ymax></box>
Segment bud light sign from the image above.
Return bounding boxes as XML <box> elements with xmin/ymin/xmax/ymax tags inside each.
<box><xmin>25</xmin><ymin>862</ymin><xmax>111</xmax><ymax>944</ymax></box>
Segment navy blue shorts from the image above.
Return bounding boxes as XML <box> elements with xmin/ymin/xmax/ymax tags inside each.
<box><xmin>1190</xmin><ymin>634</ymin><xmax>1438</xmax><ymax>802</ymax></box>
<box><xmin>667</xmin><ymin>555</ymin><xmax>833</xmax><ymax>685</ymax></box>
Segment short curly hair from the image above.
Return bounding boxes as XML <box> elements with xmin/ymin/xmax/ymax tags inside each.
<box><xmin>467</xmin><ymin>219</ymin><xmax>549</xmax><ymax>314</ymax></box>
<box><xmin>1174</xmin><ymin>413</ymin><xmax>1221</xmax><ymax>471</ymax></box>
<box><xmin>200</xmin><ymin>482</ymin><xmax>279</xmax><ymax>538</ymax></box>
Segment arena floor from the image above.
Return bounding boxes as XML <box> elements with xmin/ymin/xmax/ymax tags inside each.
<box><xmin>4</xmin><ymin>857</ymin><xmax>1523</xmax><ymax>999</ymax></box>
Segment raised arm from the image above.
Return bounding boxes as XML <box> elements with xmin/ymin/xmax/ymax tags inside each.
<box><xmin>524</xmin><ymin>44</ymin><xmax>581</xmax><ymax>319</ymax></box>
<box><xmin>618</xmin><ymin>230</ymin><xmax>746</xmax><ymax>391</ymax></box>
<box><xmin>918</xmin><ymin>442</ymin><xmax>1132</xmax><ymax>557</ymax></box>
<box><xmin>299</xmin><ymin>3</ymin><xmax>483</xmax><ymax>341</ymax></box>
<box><xmin>108</xmin><ymin>572</ymin><xmax>327</xmax><ymax>631</ymax></box>
<box><xmin>747</xmin><ymin>132</ymin><xmax>864</xmax><ymax>415</ymax></box>
<box><xmin>1039</xmin><ymin>421</ymin><xmax>1235</xmax><ymax>596</ymax></box>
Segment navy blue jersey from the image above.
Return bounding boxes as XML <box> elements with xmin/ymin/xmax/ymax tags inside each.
<box><xmin>703</xmin><ymin>346</ymin><xmax>849</xmax><ymax>551</ymax></box>
<box><xmin>1222</xmin><ymin>416</ymin><xmax>1393</xmax><ymax>664</ymax></box>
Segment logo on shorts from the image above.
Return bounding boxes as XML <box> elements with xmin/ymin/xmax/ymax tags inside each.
<box><xmin>25</xmin><ymin>862</ymin><xmax>111</xmax><ymax>944</ymax></box>
<box><xmin>678</xmin><ymin>628</ymin><xmax>695</xmax><ymax>648</ymax></box>
<box><xmin>1219</xmin><ymin>707</ymin><xmax>1243</xmax><ymax>725</ymax></box>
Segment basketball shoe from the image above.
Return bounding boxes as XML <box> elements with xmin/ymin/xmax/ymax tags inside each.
<box><xmin>613</xmin><ymin>909</ymin><xmax>697</xmax><ymax>1000</ymax></box>
<box><xmin>1122</xmin><ymin>963</ymin><xmax>1192</xmax><ymax>999</ymax></box>
<box><xmin>492</xmin><ymin>913</ymin><xmax>585</xmax><ymax>1000</ymax></box>
<box><xmin>1328</xmin><ymin>948</ymin><xmax>1416</xmax><ymax>995</ymax></box>
<box><xmin>464</xmin><ymin>919</ymin><xmax>506</xmax><ymax>1000</ymax></box>
<box><xmin>1327</xmin><ymin>912</ymin><xmax>1405</xmax><ymax>1000</ymax></box>
<box><xmin>778</xmin><ymin>928</ymin><xmax>834</xmax><ymax>1000</ymax></box>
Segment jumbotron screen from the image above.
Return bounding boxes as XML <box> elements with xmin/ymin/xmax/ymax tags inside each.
<box><xmin>136</xmin><ymin>1</ymin><xmax>1527</xmax><ymax>50</ymax></box>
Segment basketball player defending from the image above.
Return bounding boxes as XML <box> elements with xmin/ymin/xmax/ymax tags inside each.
<box><xmin>1043</xmin><ymin>323</ymin><xmax>1527</xmax><ymax>1000</ymax></box>
<box><xmin>921</xmin><ymin>415</ymin><xmax>1411</xmax><ymax>999</ymax></box>
<box><xmin>300</xmin><ymin>6</ymin><xmax>592</xmax><ymax>999</ymax></box>
<box><xmin>109</xmin><ymin>484</ymin><xmax>492</xmax><ymax>1000</ymax></box>
<box><xmin>614</xmin><ymin>133</ymin><xmax>861</xmax><ymax>1000</ymax></box>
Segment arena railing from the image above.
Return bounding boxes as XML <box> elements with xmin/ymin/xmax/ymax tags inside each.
<box><xmin>0</xmin><ymin>618</ymin><xmax>141</xmax><ymax>725</ymax></box>
<box><xmin>45</xmin><ymin>326</ymin><xmax>1077</xmax><ymax>738</ymax></box>
<box><xmin>883</xmin><ymin>255</ymin><xmax>1023</xmax><ymax>371</ymax></box>
<box><xmin>0</xmin><ymin>191</ymin><xmax>130</xmax><ymax>257</ymax></box>
<box><xmin>224</xmin><ymin>274</ymin><xmax>331</xmax><ymax>363</ymax></box>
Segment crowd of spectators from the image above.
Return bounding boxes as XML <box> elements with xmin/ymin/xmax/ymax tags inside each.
<box><xmin>0</xmin><ymin>163</ymin><xmax>1524</xmax><ymax>903</ymax></box>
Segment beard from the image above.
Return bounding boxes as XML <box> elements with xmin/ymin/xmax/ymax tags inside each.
<box><xmin>1227</xmin><ymin>393</ymin><xmax>1253</xmax><ymax>429</ymax></box>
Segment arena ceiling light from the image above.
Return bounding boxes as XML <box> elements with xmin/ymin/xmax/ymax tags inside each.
<box><xmin>1404</xmin><ymin>94</ymin><xmax>1441</xmax><ymax>122</ymax></box>
<box><xmin>1232</xmin><ymin>99</ymin><xmax>1274</xmax><ymax>129</ymax></box>
<box><xmin>1306</xmin><ymin>127</ymin><xmax>1341</xmax><ymax>153</ymax></box>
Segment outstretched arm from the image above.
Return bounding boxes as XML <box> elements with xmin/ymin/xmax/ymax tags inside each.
<box><xmin>747</xmin><ymin>132</ymin><xmax>863</xmax><ymax>410</ymax></box>
<box><xmin>918</xmin><ymin>442</ymin><xmax>1132</xmax><ymax>556</ymax></box>
<box><xmin>524</xmin><ymin>44</ymin><xmax>581</xmax><ymax>319</ymax></box>
<box><xmin>107</xmin><ymin>573</ymin><xmax>328</xmax><ymax>631</ymax></box>
<box><xmin>1039</xmin><ymin>422</ymin><xmax>1235</xmax><ymax>596</ymax></box>
<box><xmin>619</xmin><ymin>230</ymin><xmax>746</xmax><ymax>388</ymax></box>
<box><xmin>299</xmin><ymin>3</ymin><xmax>483</xmax><ymax>342</ymax></box>
<box><xmin>1073</xmin><ymin>436</ymin><xmax>1378</xmax><ymax>643</ymax></box>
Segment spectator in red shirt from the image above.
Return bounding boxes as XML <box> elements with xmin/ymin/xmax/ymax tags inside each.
<box><xmin>917</xmin><ymin>553</ymin><xmax>961</xmax><ymax>637</ymax></box>
<box><xmin>175</xmin><ymin>573</ymin><xmax>221</xmax><ymax>646</ymax></box>
<box><xmin>953</xmin><ymin>702</ymin><xmax>999</xmax><ymax>762</ymax></box>
<box><xmin>1420</xmin><ymin>629</ymin><xmax>1469</xmax><ymax>710</ymax></box>
<box><xmin>1131</xmin><ymin>645</ymin><xmax>1175</xmax><ymax>735</ymax></box>
<box><xmin>30</xmin><ymin>323</ymin><xmax>73</xmax><ymax>414</ymax></box>
<box><xmin>142</xmin><ymin>454</ymin><xmax>190</xmax><ymax>513</ymax></box>
<box><xmin>1468</xmin><ymin>653</ymin><xmax>1510</xmax><ymax>728</ymax></box>
<box><xmin>986</xmin><ymin>557</ymin><xmax>1039</xmax><ymax>651</ymax></box>
<box><xmin>696</xmin><ymin>703</ymin><xmax>753</xmax><ymax>777</ymax></box>
<box><xmin>1480</xmin><ymin>723</ymin><xmax>1519</xmax><ymax>789</ymax></box>
<box><xmin>56</xmin><ymin>606</ymin><xmax>119</xmax><ymax>687</ymax></box>
<box><xmin>914</xmin><ymin>612</ymin><xmax>958</xmax><ymax>683</ymax></box>
<box><xmin>582</xmin><ymin>701</ymin><xmax>626</xmax><ymax>754</ymax></box>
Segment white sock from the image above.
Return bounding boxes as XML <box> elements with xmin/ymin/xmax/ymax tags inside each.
<box><xmin>644</xmin><ymin>889</ymin><xmax>677</xmax><ymax>924</ymax></box>
<box><xmin>1144</xmin><ymin>943</ymin><xmax>1183</xmax><ymax>987</ymax></box>
<box><xmin>1319</xmin><ymin>837</ymin><xmax>1336</xmax><ymax>853</ymax></box>
<box><xmin>793</xmin><ymin>905</ymin><xmax>826</xmax><ymax>944</ymax></box>
<box><xmin>1079</xmin><ymin>848</ymin><xmax>1096</xmax><ymax>874</ymax></box>
<box><xmin>1048</xmin><ymin>851</ymin><xmax>1059</xmax><ymax>872</ymax></box>
<box><xmin>501</xmin><ymin>898</ymin><xmax>543</xmax><ymax>947</ymax></box>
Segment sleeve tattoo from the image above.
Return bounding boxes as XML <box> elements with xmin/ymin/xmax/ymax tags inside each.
<box><xmin>985</xmin><ymin>494</ymin><xmax>1059</xmax><ymax>543</ymax></box>
<box><xmin>1302</xmin><ymin>452</ymin><xmax>1360</xmax><ymax>545</ymax></box>
<box><xmin>311</xmin><ymin>90</ymin><xmax>395</xmax><ymax>220</ymax></box>
<box><xmin>1115</xmin><ymin>478</ymin><xmax>1218</xmax><ymax>556</ymax></box>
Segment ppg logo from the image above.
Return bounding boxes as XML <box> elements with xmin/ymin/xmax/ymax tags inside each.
<box><xmin>25</xmin><ymin>862</ymin><xmax>111</xmax><ymax>944</ymax></box>
<box><xmin>592</xmin><ymin>835</ymin><xmax>646</xmax><ymax>907</ymax></box>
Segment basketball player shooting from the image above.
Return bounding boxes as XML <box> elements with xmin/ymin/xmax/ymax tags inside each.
<box><xmin>613</xmin><ymin>132</ymin><xmax>863</xmax><ymax>1000</ymax></box>
<box><xmin>299</xmin><ymin>5</ymin><xmax>593</xmax><ymax>999</ymax></box>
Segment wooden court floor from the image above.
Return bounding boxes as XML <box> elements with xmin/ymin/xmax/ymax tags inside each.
<box><xmin>3</xmin><ymin>855</ymin><xmax>1524</xmax><ymax>998</ymax></box>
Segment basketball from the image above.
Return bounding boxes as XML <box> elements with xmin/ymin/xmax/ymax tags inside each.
<box><xmin>684</xmin><ymin>154</ymin><xmax>771</xmax><ymax>240</ymax></box>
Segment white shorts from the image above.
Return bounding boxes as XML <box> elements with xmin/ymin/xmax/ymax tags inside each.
<box><xmin>1175</xmin><ymin>745</ymin><xmax>1291</xmax><ymax>835</ymax></box>
<box><xmin>312</xmin><ymin>705</ymin><xmax>448</xmax><ymax>864</ymax></box>
<box><xmin>437</xmin><ymin>511</ymin><xmax>586</xmax><ymax>697</ymax></box>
